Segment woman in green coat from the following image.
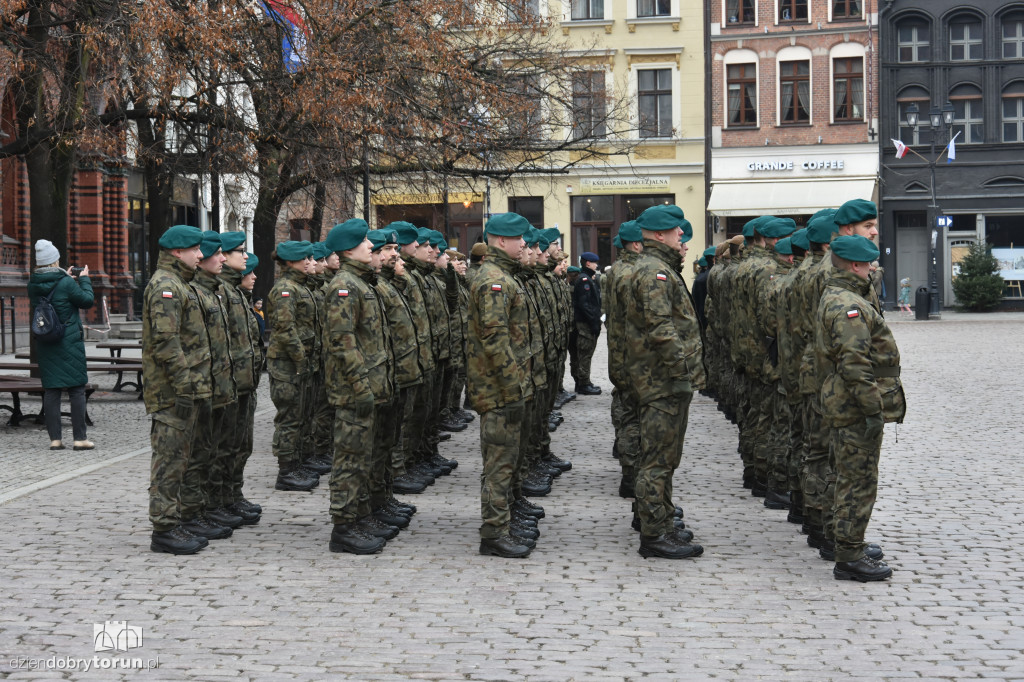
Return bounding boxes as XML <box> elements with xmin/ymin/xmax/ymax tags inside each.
<box><xmin>27</xmin><ymin>239</ymin><xmax>95</xmax><ymax>451</ymax></box>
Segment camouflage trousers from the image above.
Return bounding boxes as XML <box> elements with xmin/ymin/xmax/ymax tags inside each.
<box><xmin>735</xmin><ymin>374</ymin><xmax>754</xmax><ymax>475</ymax></box>
<box><xmin>571</xmin><ymin>324</ymin><xmax>599</xmax><ymax>386</ymax></box>
<box><xmin>204</xmin><ymin>402</ymin><xmax>236</xmax><ymax>511</ymax></box>
<box><xmin>370</xmin><ymin>393</ymin><xmax>406</xmax><ymax>511</ymax></box>
<box><xmin>556</xmin><ymin>346</ymin><xmax>568</xmax><ymax>391</ymax></box>
<box><xmin>766</xmin><ymin>386</ymin><xmax>792</xmax><ymax>491</ymax></box>
<box><xmin>407</xmin><ymin>371</ymin><xmax>435</xmax><ymax>466</ymax></box>
<box><xmin>329</xmin><ymin>404</ymin><xmax>375</xmax><ymax>524</ymax></box>
<box><xmin>479</xmin><ymin>404</ymin><xmax>523</xmax><ymax>539</ymax></box>
<box><xmin>830</xmin><ymin>421</ymin><xmax>883</xmax><ymax>562</ymax></box>
<box><xmin>749</xmin><ymin>380</ymin><xmax>775</xmax><ymax>486</ymax></box>
<box><xmin>446</xmin><ymin>356</ymin><xmax>467</xmax><ymax>414</ymax></box>
<box><xmin>148</xmin><ymin>398</ymin><xmax>210</xmax><ymax>531</ymax></box>
<box><xmin>418</xmin><ymin>364</ymin><xmax>446</xmax><ymax>460</ymax></box>
<box><xmin>801</xmin><ymin>399</ymin><xmax>834</xmax><ymax>538</ymax></box>
<box><xmin>611</xmin><ymin>386</ymin><xmax>640</xmax><ymax>476</ymax></box>
<box><xmin>229</xmin><ymin>391</ymin><xmax>257</xmax><ymax>504</ymax></box>
<box><xmin>785</xmin><ymin>397</ymin><xmax>805</xmax><ymax>494</ymax></box>
<box><xmin>634</xmin><ymin>393</ymin><xmax>692</xmax><ymax>537</ymax></box>
<box><xmin>514</xmin><ymin>396</ymin><xmax>539</xmax><ymax>491</ymax></box>
<box><xmin>268</xmin><ymin>358</ymin><xmax>308</xmax><ymax>468</ymax></box>
<box><xmin>310</xmin><ymin>370</ymin><xmax>333</xmax><ymax>458</ymax></box>
<box><xmin>397</xmin><ymin>379</ymin><xmax>429</xmax><ymax>475</ymax></box>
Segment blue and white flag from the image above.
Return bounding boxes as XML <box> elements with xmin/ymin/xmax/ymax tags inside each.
<box><xmin>946</xmin><ymin>130</ymin><xmax>961</xmax><ymax>164</ymax></box>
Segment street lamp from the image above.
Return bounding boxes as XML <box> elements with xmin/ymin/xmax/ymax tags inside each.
<box><xmin>900</xmin><ymin>99</ymin><xmax>956</xmax><ymax>317</ymax></box>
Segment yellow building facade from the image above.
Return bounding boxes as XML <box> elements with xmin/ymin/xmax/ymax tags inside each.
<box><xmin>364</xmin><ymin>0</ymin><xmax>707</xmax><ymax>279</ymax></box>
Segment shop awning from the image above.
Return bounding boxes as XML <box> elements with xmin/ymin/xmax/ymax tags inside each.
<box><xmin>706</xmin><ymin>179</ymin><xmax>878</xmax><ymax>216</ymax></box>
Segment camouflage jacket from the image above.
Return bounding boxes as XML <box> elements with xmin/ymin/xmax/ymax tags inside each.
<box><xmin>142</xmin><ymin>252</ymin><xmax>212</xmax><ymax>413</ymax></box>
<box><xmin>797</xmin><ymin>253</ymin><xmax>834</xmax><ymax>398</ymax></box>
<box><xmin>265</xmin><ymin>268</ymin><xmax>316</xmax><ymax>370</ymax></box>
<box><xmin>605</xmin><ymin>249</ymin><xmax>640</xmax><ymax>389</ymax></box>
<box><xmin>307</xmin><ymin>272</ymin><xmax>326</xmax><ymax>366</ymax></box>
<box><xmin>532</xmin><ymin>264</ymin><xmax>560</xmax><ymax>365</ymax></box>
<box><xmin>191</xmin><ymin>269</ymin><xmax>236</xmax><ymax>408</ymax></box>
<box><xmin>432</xmin><ymin>266</ymin><xmax>461</xmax><ymax>362</ymax></box>
<box><xmin>378</xmin><ymin>265</ymin><xmax>423</xmax><ymax>388</ymax></box>
<box><xmin>758</xmin><ymin>255</ymin><xmax>794</xmax><ymax>385</ymax></box>
<box><xmin>815</xmin><ymin>269</ymin><xmax>906</xmax><ymax>427</ymax></box>
<box><xmin>774</xmin><ymin>255</ymin><xmax>806</xmax><ymax>401</ymax></box>
<box><xmin>323</xmin><ymin>258</ymin><xmax>394</xmax><ymax>407</ymax></box>
<box><xmin>516</xmin><ymin>265</ymin><xmax>547</xmax><ymax>391</ymax></box>
<box><xmin>623</xmin><ymin>240</ymin><xmax>705</xmax><ymax>405</ymax></box>
<box><xmin>217</xmin><ymin>269</ymin><xmax>260</xmax><ymax>395</ymax></box>
<box><xmin>540</xmin><ymin>268</ymin><xmax>567</xmax><ymax>351</ymax></box>
<box><xmin>397</xmin><ymin>255</ymin><xmax>436</xmax><ymax>373</ymax></box>
<box><xmin>731</xmin><ymin>244</ymin><xmax>775</xmax><ymax>379</ymax></box>
<box><xmin>454</xmin><ymin>274</ymin><xmax>470</xmax><ymax>365</ymax></box>
<box><xmin>242</xmin><ymin>288</ymin><xmax>265</xmax><ymax>387</ymax></box>
<box><xmin>466</xmin><ymin>246</ymin><xmax>531</xmax><ymax>412</ymax></box>
<box><xmin>410</xmin><ymin>258</ymin><xmax>449</xmax><ymax>362</ymax></box>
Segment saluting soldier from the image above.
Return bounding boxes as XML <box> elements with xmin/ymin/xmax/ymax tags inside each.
<box><xmin>815</xmin><ymin>234</ymin><xmax>905</xmax><ymax>582</ymax></box>
<box><xmin>144</xmin><ymin>225</ymin><xmax>212</xmax><ymax>555</ymax></box>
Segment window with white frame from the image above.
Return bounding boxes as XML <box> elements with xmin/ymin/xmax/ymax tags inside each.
<box><xmin>507</xmin><ymin>0</ymin><xmax>541</xmax><ymax>22</ymax></box>
<box><xmin>779</xmin><ymin>60</ymin><xmax>810</xmax><ymax>123</ymax></box>
<box><xmin>1003</xmin><ymin>14</ymin><xmax>1024</xmax><ymax>58</ymax></box>
<box><xmin>897</xmin><ymin>20</ymin><xmax>930</xmax><ymax>63</ymax></box>
<box><xmin>897</xmin><ymin>87</ymin><xmax>930</xmax><ymax>145</ymax></box>
<box><xmin>779</xmin><ymin>0</ymin><xmax>807</xmax><ymax>22</ymax></box>
<box><xmin>832</xmin><ymin>0</ymin><xmax>862</xmax><ymax>20</ymax></box>
<box><xmin>950</xmin><ymin>19</ymin><xmax>983</xmax><ymax>61</ymax></box>
<box><xmin>726</xmin><ymin>0</ymin><xmax>755</xmax><ymax>24</ymax></box>
<box><xmin>950</xmin><ymin>85</ymin><xmax>983</xmax><ymax>144</ymax></box>
<box><xmin>637</xmin><ymin>0</ymin><xmax>670</xmax><ymax>18</ymax></box>
<box><xmin>638</xmin><ymin>68</ymin><xmax>673</xmax><ymax>137</ymax></box>
<box><xmin>1002</xmin><ymin>83</ymin><xmax>1024</xmax><ymax>142</ymax></box>
<box><xmin>571</xmin><ymin>0</ymin><xmax>603</xmax><ymax>20</ymax></box>
<box><xmin>727</xmin><ymin>63</ymin><xmax>757</xmax><ymax>127</ymax></box>
<box><xmin>571</xmin><ymin>71</ymin><xmax>607</xmax><ymax>139</ymax></box>
<box><xmin>833</xmin><ymin>57</ymin><xmax>864</xmax><ymax>121</ymax></box>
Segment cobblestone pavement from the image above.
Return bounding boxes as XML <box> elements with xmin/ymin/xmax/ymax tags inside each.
<box><xmin>1</xmin><ymin>314</ymin><xmax>1023</xmax><ymax>680</ymax></box>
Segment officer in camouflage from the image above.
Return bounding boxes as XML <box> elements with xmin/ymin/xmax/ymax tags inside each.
<box><xmin>815</xmin><ymin>234</ymin><xmax>905</xmax><ymax>582</ymax></box>
<box><xmin>144</xmin><ymin>224</ymin><xmax>212</xmax><ymax>555</ymax></box>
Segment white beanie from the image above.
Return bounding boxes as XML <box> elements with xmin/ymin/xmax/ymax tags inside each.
<box><xmin>35</xmin><ymin>239</ymin><xmax>60</xmax><ymax>266</ymax></box>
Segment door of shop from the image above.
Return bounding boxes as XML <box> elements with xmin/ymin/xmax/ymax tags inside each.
<box><xmin>570</xmin><ymin>194</ymin><xmax>674</xmax><ymax>266</ymax></box>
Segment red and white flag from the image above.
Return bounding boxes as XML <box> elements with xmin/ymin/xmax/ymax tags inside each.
<box><xmin>891</xmin><ymin>138</ymin><xmax>908</xmax><ymax>159</ymax></box>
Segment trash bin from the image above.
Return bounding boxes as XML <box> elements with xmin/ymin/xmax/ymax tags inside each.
<box><xmin>915</xmin><ymin>287</ymin><xmax>930</xmax><ymax>320</ymax></box>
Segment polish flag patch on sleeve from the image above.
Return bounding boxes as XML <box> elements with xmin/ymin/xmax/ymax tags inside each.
<box><xmin>847</xmin><ymin>309</ymin><xmax>860</xmax><ymax>318</ymax></box>
<box><xmin>338</xmin><ymin>289</ymin><xmax>349</xmax><ymax>297</ymax></box>
<box><xmin>656</xmin><ymin>273</ymin><xmax>667</xmax><ymax>281</ymax></box>
<box><xmin>281</xmin><ymin>291</ymin><xmax>290</xmax><ymax>297</ymax></box>
<box><xmin>491</xmin><ymin>284</ymin><xmax>502</xmax><ymax>291</ymax></box>
<box><xmin>162</xmin><ymin>291</ymin><xmax>173</xmax><ymax>298</ymax></box>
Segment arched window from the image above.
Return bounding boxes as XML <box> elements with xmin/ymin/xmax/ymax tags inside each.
<box><xmin>950</xmin><ymin>16</ymin><xmax>983</xmax><ymax>61</ymax></box>
<box><xmin>1002</xmin><ymin>81</ymin><xmax>1024</xmax><ymax>142</ymax></box>
<box><xmin>897</xmin><ymin>19</ymin><xmax>930</xmax><ymax>63</ymax></box>
<box><xmin>897</xmin><ymin>85</ymin><xmax>930</xmax><ymax>145</ymax></box>
<box><xmin>725</xmin><ymin>49</ymin><xmax>759</xmax><ymax>128</ymax></box>
<box><xmin>950</xmin><ymin>84</ymin><xmax>983</xmax><ymax>144</ymax></box>
<box><xmin>1003</xmin><ymin>12</ymin><xmax>1024</xmax><ymax>58</ymax></box>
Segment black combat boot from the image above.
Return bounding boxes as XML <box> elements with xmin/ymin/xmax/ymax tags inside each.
<box><xmin>358</xmin><ymin>515</ymin><xmax>400</xmax><ymax>540</ymax></box>
<box><xmin>182</xmin><ymin>515</ymin><xmax>232</xmax><ymax>540</ymax></box>
<box><xmin>275</xmin><ymin>466</ymin><xmax>318</xmax><ymax>491</ymax></box>
<box><xmin>763</xmin><ymin>490</ymin><xmax>791</xmax><ymax>510</ymax></box>
<box><xmin>480</xmin><ymin>534</ymin><xmax>532</xmax><ymax>558</ymax></box>
<box><xmin>639</xmin><ymin>534</ymin><xmax>704</xmax><ymax>559</ymax></box>
<box><xmin>373</xmin><ymin>505</ymin><xmax>410</xmax><ymax>529</ymax></box>
<box><xmin>543</xmin><ymin>452</ymin><xmax>572</xmax><ymax>472</ymax></box>
<box><xmin>834</xmin><ymin>556</ymin><xmax>892</xmax><ymax>582</ymax></box>
<box><xmin>392</xmin><ymin>472</ymin><xmax>428</xmax><ymax>494</ymax></box>
<box><xmin>330</xmin><ymin>522</ymin><xmax>385</xmax><ymax>554</ymax></box>
<box><xmin>513</xmin><ymin>497</ymin><xmax>545</xmax><ymax>519</ymax></box>
<box><xmin>226</xmin><ymin>502</ymin><xmax>261</xmax><ymax>525</ymax></box>
<box><xmin>206</xmin><ymin>507</ymin><xmax>244</xmax><ymax>529</ymax></box>
<box><xmin>151</xmin><ymin>526</ymin><xmax>207</xmax><ymax>555</ymax></box>
<box><xmin>618</xmin><ymin>470</ymin><xmax>635</xmax><ymax>498</ymax></box>
<box><xmin>787</xmin><ymin>491</ymin><xmax>806</xmax><ymax>524</ymax></box>
<box><xmin>302</xmin><ymin>456</ymin><xmax>332</xmax><ymax>475</ymax></box>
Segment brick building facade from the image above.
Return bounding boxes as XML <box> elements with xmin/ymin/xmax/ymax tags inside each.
<box><xmin>705</xmin><ymin>0</ymin><xmax>880</xmax><ymax>243</ymax></box>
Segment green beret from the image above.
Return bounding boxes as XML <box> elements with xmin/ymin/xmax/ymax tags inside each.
<box><xmin>428</xmin><ymin>230</ymin><xmax>446</xmax><ymax>247</ymax></box>
<box><xmin>158</xmin><ymin>224</ymin><xmax>204</xmax><ymax>250</ymax></box>
<box><xmin>199</xmin><ymin>230</ymin><xmax>223</xmax><ymax>260</ymax></box>
<box><xmin>312</xmin><ymin>242</ymin><xmax>330</xmax><ymax>260</ymax></box>
<box><xmin>637</xmin><ymin>204</ymin><xmax>686</xmax><ymax>232</ymax></box>
<box><xmin>367</xmin><ymin>230</ymin><xmax>391</xmax><ymax>252</ymax></box>
<box><xmin>834</xmin><ymin>199</ymin><xmax>877</xmax><ymax>227</ymax></box>
<box><xmin>541</xmin><ymin>227</ymin><xmax>562</xmax><ymax>244</ymax></box>
<box><xmin>791</xmin><ymin>228</ymin><xmax>810</xmax><ymax>251</ymax></box>
<box><xmin>438</xmin><ymin>240</ymin><xmax>448</xmax><ymax>252</ymax></box>
<box><xmin>537</xmin><ymin>236</ymin><xmax>551</xmax><ymax>251</ymax></box>
<box><xmin>774</xmin><ymin>237</ymin><xmax>793</xmax><ymax>255</ymax></box>
<box><xmin>830</xmin><ymin>234</ymin><xmax>879</xmax><ymax>263</ymax></box>
<box><xmin>759</xmin><ymin>217</ymin><xmax>796</xmax><ymax>239</ymax></box>
<box><xmin>219</xmin><ymin>231</ymin><xmax>247</xmax><ymax>252</ymax></box>
<box><xmin>567</xmin><ymin>265</ymin><xmax>581</xmax><ymax>273</ymax></box>
<box><xmin>387</xmin><ymin>221</ymin><xmax>420</xmax><ymax>246</ymax></box>
<box><xmin>703</xmin><ymin>245</ymin><xmax>717</xmax><ymax>258</ymax></box>
<box><xmin>485</xmin><ymin>213</ymin><xmax>531</xmax><ymax>238</ymax></box>
<box><xmin>324</xmin><ymin>219</ymin><xmax>369</xmax><ymax>253</ymax></box>
<box><xmin>697</xmin><ymin>256</ymin><xmax>708</xmax><ymax>268</ymax></box>
<box><xmin>276</xmin><ymin>240</ymin><xmax>313</xmax><ymax>261</ymax></box>
<box><xmin>241</xmin><ymin>252</ymin><xmax>258</xmax><ymax>275</ymax></box>
<box><xmin>613</xmin><ymin>234</ymin><xmax>623</xmax><ymax>249</ymax></box>
<box><xmin>415</xmin><ymin>227</ymin><xmax>432</xmax><ymax>244</ymax></box>
<box><xmin>617</xmin><ymin>220</ymin><xmax>643</xmax><ymax>244</ymax></box>
<box><xmin>679</xmin><ymin>219</ymin><xmax>693</xmax><ymax>244</ymax></box>
<box><xmin>742</xmin><ymin>216</ymin><xmax>765</xmax><ymax>238</ymax></box>
<box><xmin>807</xmin><ymin>210</ymin><xmax>839</xmax><ymax>244</ymax></box>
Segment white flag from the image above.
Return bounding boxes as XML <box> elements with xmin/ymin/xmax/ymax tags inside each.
<box><xmin>891</xmin><ymin>138</ymin><xmax>907</xmax><ymax>159</ymax></box>
<box><xmin>946</xmin><ymin>130</ymin><xmax>961</xmax><ymax>163</ymax></box>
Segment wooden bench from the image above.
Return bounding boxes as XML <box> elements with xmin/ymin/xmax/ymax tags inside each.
<box><xmin>0</xmin><ymin>375</ymin><xmax>95</xmax><ymax>427</ymax></box>
<box><xmin>0</xmin><ymin>359</ymin><xmax>143</xmax><ymax>393</ymax></box>
<box><xmin>96</xmin><ymin>340</ymin><xmax>142</xmax><ymax>358</ymax></box>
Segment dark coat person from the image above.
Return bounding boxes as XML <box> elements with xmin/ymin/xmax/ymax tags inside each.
<box><xmin>27</xmin><ymin>239</ymin><xmax>95</xmax><ymax>451</ymax></box>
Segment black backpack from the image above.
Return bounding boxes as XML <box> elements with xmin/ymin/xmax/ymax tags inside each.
<box><xmin>31</xmin><ymin>284</ymin><xmax>66</xmax><ymax>344</ymax></box>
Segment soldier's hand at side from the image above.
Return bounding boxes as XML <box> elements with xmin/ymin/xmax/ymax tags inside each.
<box><xmin>669</xmin><ymin>380</ymin><xmax>692</xmax><ymax>397</ymax></box>
<box><xmin>173</xmin><ymin>395</ymin><xmax>195</xmax><ymax>420</ymax></box>
<box><xmin>865</xmin><ymin>413</ymin><xmax>884</xmax><ymax>440</ymax></box>
<box><xmin>353</xmin><ymin>392</ymin><xmax>375</xmax><ymax>418</ymax></box>
<box><xmin>504</xmin><ymin>399</ymin><xmax>525</xmax><ymax>424</ymax></box>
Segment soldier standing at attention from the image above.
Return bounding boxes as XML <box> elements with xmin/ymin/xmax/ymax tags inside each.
<box><xmin>265</xmin><ymin>241</ymin><xmax>320</xmax><ymax>493</ymax></box>
<box><xmin>144</xmin><ymin>225</ymin><xmax>211</xmax><ymax>555</ymax></box>
<box><xmin>815</xmin><ymin>235</ymin><xmax>905</xmax><ymax>582</ymax></box>
<box><xmin>467</xmin><ymin>213</ymin><xmax>537</xmax><ymax>558</ymax></box>
<box><xmin>571</xmin><ymin>251</ymin><xmax>603</xmax><ymax>395</ymax></box>
<box><xmin>624</xmin><ymin>205</ymin><xmax>704</xmax><ymax>560</ymax></box>
<box><xmin>302</xmin><ymin>243</ymin><xmax>334</xmax><ymax>479</ymax></box>
<box><xmin>324</xmin><ymin>219</ymin><xmax>395</xmax><ymax>554</ymax></box>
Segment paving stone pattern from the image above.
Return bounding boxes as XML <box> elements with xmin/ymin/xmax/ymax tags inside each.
<box><xmin>1</xmin><ymin>315</ymin><xmax>1023</xmax><ymax>680</ymax></box>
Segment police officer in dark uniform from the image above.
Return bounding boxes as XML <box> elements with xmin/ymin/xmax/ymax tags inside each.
<box><xmin>571</xmin><ymin>251</ymin><xmax>602</xmax><ymax>395</ymax></box>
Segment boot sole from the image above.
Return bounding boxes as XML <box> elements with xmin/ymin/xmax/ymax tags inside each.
<box><xmin>329</xmin><ymin>540</ymin><xmax>384</xmax><ymax>555</ymax></box>
<box><xmin>638</xmin><ymin>545</ymin><xmax>704</xmax><ymax>559</ymax></box>
<box><xmin>833</xmin><ymin>568</ymin><xmax>892</xmax><ymax>582</ymax></box>
<box><xmin>275</xmin><ymin>483</ymin><xmax>316</xmax><ymax>492</ymax></box>
<box><xmin>151</xmin><ymin>541</ymin><xmax>204</xmax><ymax>555</ymax></box>
<box><xmin>764</xmin><ymin>501</ymin><xmax>789</xmax><ymax>510</ymax></box>
<box><xmin>479</xmin><ymin>543</ymin><xmax>531</xmax><ymax>558</ymax></box>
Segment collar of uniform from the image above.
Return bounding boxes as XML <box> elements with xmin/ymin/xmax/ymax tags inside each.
<box><xmin>193</xmin><ymin>268</ymin><xmax>220</xmax><ymax>292</ymax></box>
<box><xmin>413</xmin><ymin>259</ymin><xmax>434</xmax><ymax>275</ymax></box>
<box><xmin>218</xmin><ymin>267</ymin><xmax>243</xmax><ymax>288</ymax></box>
<box><xmin>774</xmin><ymin>254</ymin><xmax>793</xmax><ymax>271</ymax></box>
<box><xmin>641</xmin><ymin>239</ymin><xmax>682</xmax><ymax>271</ymax></box>
<box><xmin>485</xmin><ymin>245</ymin><xmax>519</xmax><ymax>273</ymax></box>
<box><xmin>618</xmin><ymin>250</ymin><xmax>638</xmax><ymax>263</ymax></box>
<box><xmin>580</xmin><ymin>265</ymin><xmax>596</xmax><ymax>277</ymax></box>
<box><xmin>531</xmin><ymin>264</ymin><xmax>548</xmax><ymax>276</ymax></box>
<box><xmin>828</xmin><ymin>268</ymin><xmax>871</xmax><ymax>296</ymax></box>
<box><xmin>282</xmin><ymin>268</ymin><xmax>307</xmax><ymax>285</ymax></box>
<box><xmin>341</xmin><ymin>257</ymin><xmax>374</xmax><ymax>276</ymax></box>
<box><xmin>379</xmin><ymin>264</ymin><xmax>396</xmax><ymax>281</ymax></box>
<box><xmin>157</xmin><ymin>250</ymin><xmax>197</xmax><ymax>282</ymax></box>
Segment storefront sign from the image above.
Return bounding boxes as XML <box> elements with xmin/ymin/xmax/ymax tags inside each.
<box><xmin>747</xmin><ymin>159</ymin><xmax>845</xmax><ymax>172</ymax></box>
<box><xmin>371</xmin><ymin>192</ymin><xmax>483</xmax><ymax>206</ymax></box>
<box><xmin>578</xmin><ymin>176</ymin><xmax>671</xmax><ymax>194</ymax></box>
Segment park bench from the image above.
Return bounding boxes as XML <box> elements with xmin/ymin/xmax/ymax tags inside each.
<box><xmin>0</xmin><ymin>374</ymin><xmax>95</xmax><ymax>427</ymax></box>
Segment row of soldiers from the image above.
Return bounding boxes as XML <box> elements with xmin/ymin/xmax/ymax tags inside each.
<box><xmin>702</xmin><ymin>199</ymin><xmax>906</xmax><ymax>581</ymax></box>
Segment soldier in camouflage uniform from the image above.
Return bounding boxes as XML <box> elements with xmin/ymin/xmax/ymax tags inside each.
<box><xmin>622</xmin><ymin>205</ymin><xmax>704</xmax><ymax>560</ymax></box>
<box><xmin>144</xmin><ymin>225</ymin><xmax>212</xmax><ymax>555</ymax></box>
<box><xmin>302</xmin><ymin>243</ymin><xmax>334</xmax><ymax>478</ymax></box>
<box><xmin>467</xmin><ymin>213</ymin><xmax>538</xmax><ymax>558</ymax></box>
<box><xmin>185</xmin><ymin>232</ymin><xmax>241</xmax><ymax>540</ymax></box>
<box><xmin>445</xmin><ymin>251</ymin><xmax>472</xmax><ymax>423</ymax></box>
<box><xmin>323</xmin><ymin>219</ymin><xmax>395</xmax><ymax>554</ymax></box>
<box><xmin>605</xmin><ymin>221</ymin><xmax>644</xmax><ymax>498</ymax></box>
<box><xmin>265</xmin><ymin>241</ymin><xmax>320</xmax><ymax>492</ymax></box>
<box><xmin>534</xmin><ymin>234</ymin><xmax>573</xmax><ymax>473</ymax></box>
<box><xmin>815</xmin><ymin>234</ymin><xmax>904</xmax><ymax>582</ymax></box>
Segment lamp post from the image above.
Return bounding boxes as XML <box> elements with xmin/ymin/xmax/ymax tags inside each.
<box><xmin>902</xmin><ymin>100</ymin><xmax>955</xmax><ymax>316</ymax></box>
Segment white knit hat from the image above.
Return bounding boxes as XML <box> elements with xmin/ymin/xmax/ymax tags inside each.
<box><xmin>35</xmin><ymin>240</ymin><xmax>61</xmax><ymax>266</ymax></box>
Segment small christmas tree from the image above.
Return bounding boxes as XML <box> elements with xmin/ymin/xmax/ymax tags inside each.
<box><xmin>951</xmin><ymin>242</ymin><xmax>1005</xmax><ymax>311</ymax></box>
